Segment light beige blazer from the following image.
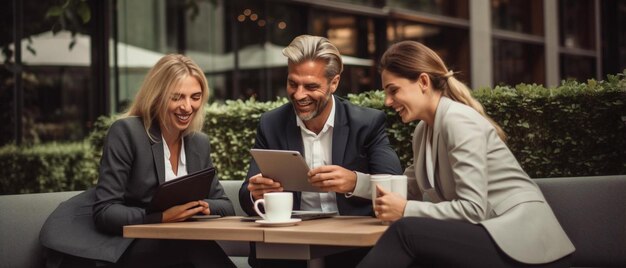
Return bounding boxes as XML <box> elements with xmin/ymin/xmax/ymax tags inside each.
<box><xmin>354</xmin><ymin>97</ymin><xmax>574</xmax><ymax>264</ymax></box>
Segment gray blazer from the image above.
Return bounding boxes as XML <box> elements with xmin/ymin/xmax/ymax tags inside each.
<box><xmin>40</xmin><ymin>117</ymin><xmax>234</xmax><ymax>264</ymax></box>
<box><xmin>355</xmin><ymin>97</ymin><xmax>574</xmax><ymax>264</ymax></box>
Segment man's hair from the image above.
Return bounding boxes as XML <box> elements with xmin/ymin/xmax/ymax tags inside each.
<box><xmin>282</xmin><ymin>35</ymin><xmax>343</xmax><ymax>81</ymax></box>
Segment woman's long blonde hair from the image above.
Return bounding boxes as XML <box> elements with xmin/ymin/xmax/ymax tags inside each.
<box><xmin>124</xmin><ymin>54</ymin><xmax>209</xmax><ymax>140</ymax></box>
<box><xmin>380</xmin><ymin>41</ymin><xmax>506</xmax><ymax>141</ymax></box>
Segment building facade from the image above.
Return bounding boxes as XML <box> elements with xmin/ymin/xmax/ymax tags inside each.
<box><xmin>1</xmin><ymin>0</ymin><xmax>624</xmax><ymax>144</ymax></box>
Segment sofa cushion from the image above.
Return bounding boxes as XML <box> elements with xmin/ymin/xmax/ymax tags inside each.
<box><xmin>535</xmin><ymin>175</ymin><xmax>626</xmax><ymax>267</ymax></box>
<box><xmin>0</xmin><ymin>191</ymin><xmax>81</xmax><ymax>268</ymax></box>
<box><xmin>221</xmin><ymin>180</ymin><xmax>246</xmax><ymax>216</ymax></box>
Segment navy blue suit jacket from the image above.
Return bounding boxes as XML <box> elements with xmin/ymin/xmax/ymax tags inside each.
<box><xmin>239</xmin><ymin>96</ymin><xmax>402</xmax><ymax>216</ymax></box>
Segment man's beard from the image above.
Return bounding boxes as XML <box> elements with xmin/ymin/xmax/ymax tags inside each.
<box><xmin>290</xmin><ymin>93</ymin><xmax>331</xmax><ymax>121</ymax></box>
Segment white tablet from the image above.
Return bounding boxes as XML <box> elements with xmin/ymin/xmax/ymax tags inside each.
<box><xmin>249</xmin><ymin>149</ymin><xmax>323</xmax><ymax>192</ymax></box>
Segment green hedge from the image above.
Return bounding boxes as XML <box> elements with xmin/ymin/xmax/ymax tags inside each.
<box><xmin>0</xmin><ymin>142</ymin><xmax>97</xmax><ymax>194</ymax></box>
<box><xmin>1</xmin><ymin>72</ymin><xmax>625</xmax><ymax>194</ymax></box>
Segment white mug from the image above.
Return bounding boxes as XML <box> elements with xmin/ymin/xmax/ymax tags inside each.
<box><xmin>370</xmin><ymin>174</ymin><xmax>392</xmax><ymax>207</ymax></box>
<box><xmin>390</xmin><ymin>175</ymin><xmax>408</xmax><ymax>198</ymax></box>
<box><xmin>370</xmin><ymin>174</ymin><xmax>392</xmax><ymax>225</ymax></box>
<box><xmin>253</xmin><ymin>192</ymin><xmax>293</xmax><ymax>222</ymax></box>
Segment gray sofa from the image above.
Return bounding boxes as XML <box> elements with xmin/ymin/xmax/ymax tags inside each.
<box><xmin>1</xmin><ymin>176</ymin><xmax>625</xmax><ymax>268</ymax></box>
<box><xmin>0</xmin><ymin>180</ymin><xmax>250</xmax><ymax>268</ymax></box>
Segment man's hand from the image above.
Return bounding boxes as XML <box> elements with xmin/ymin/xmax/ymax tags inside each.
<box><xmin>248</xmin><ymin>173</ymin><xmax>283</xmax><ymax>200</ymax></box>
<box><xmin>374</xmin><ymin>185</ymin><xmax>407</xmax><ymax>222</ymax></box>
<box><xmin>308</xmin><ymin>165</ymin><xmax>356</xmax><ymax>193</ymax></box>
<box><xmin>162</xmin><ymin>200</ymin><xmax>209</xmax><ymax>223</ymax></box>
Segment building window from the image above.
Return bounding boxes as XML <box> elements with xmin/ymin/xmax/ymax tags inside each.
<box><xmin>558</xmin><ymin>0</ymin><xmax>598</xmax><ymax>81</ymax></box>
<box><xmin>493</xmin><ymin>39</ymin><xmax>545</xmax><ymax>86</ymax></box>
<box><xmin>388</xmin><ymin>20</ymin><xmax>471</xmax><ymax>84</ymax></box>
<box><xmin>387</xmin><ymin>0</ymin><xmax>469</xmax><ymax>19</ymax></box>
<box><xmin>560</xmin><ymin>0</ymin><xmax>595</xmax><ymax>50</ymax></box>
<box><xmin>560</xmin><ymin>55</ymin><xmax>596</xmax><ymax>82</ymax></box>
<box><xmin>1</xmin><ymin>0</ymin><xmax>94</xmax><ymax>144</ymax></box>
<box><xmin>492</xmin><ymin>0</ymin><xmax>543</xmax><ymax>36</ymax></box>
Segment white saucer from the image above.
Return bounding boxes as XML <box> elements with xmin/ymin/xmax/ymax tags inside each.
<box><xmin>255</xmin><ymin>218</ymin><xmax>302</xmax><ymax>227</ymax></box>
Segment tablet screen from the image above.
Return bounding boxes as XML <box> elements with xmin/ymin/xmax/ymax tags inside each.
<box><xmin>250</xmin><ymin>149</ymin><xmax>323</xmax><ymax>192</ymax></box>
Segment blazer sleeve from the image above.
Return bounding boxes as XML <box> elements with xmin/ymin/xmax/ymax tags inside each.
<box><xmin>365</xmin><ymin>111</ymin><xmax>404</xmax><ymax>175</ymax></box>
<box><xmin>93</xmin><ymin>120</ymin><xmax>159</xmax><ymax>235</ymax></box>
<box><xmin>352</xmin><ymin>111</ymin><xmax>403</xmax><ymax>197</ymax></box>
<box><xmin>403</xmin><ymin>111</ymin><xmax>489</xmax><ymax>223</ymax></box>
<box><xmin>204</xmin><ymin>140</ymin><xmax>236</xmax><ymax>216</ymax></box>
<box><xmin>404</xmin><ymin>164</ymin><xmax>422</xmax><ymax>201</ymax></box>
<box><xmin>239</xmin><ymin>121</ymin><xmax>268</xmax><ymax>216</ymax></box>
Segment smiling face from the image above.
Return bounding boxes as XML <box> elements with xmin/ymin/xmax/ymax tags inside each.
<box><xmin>286</xmin><ymin>60</ymin><xmax>339</xmax><ymax>125</ymax></box>
<box><xmin>162</xmin><ymin>75</ymin><xmax>203</xmax><ymax>137</ymax></box>
<box><xmin>382</xmin><ymin>70</ymin><xmax>434</xmax><ymax>123</ymax></box>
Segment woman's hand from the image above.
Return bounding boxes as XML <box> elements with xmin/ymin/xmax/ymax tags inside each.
<box><xmin>374</xmin><ymin>184</ymin><xmax>407</xmax><ymax>222</ymax></box>
<box><xmin>162</xmin><ymin>200</ymin><xmax>210</xmax><ymax>223</ymax></box>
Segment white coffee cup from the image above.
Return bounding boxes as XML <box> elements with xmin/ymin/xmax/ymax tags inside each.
<box><xmin>253</xmin><ymin>192</ymin><xmax>293</xmax><ymax>222</ymax></box>
<box><xmin>370</xmin><ymin>174</ymin><xmax>392</xmax><ymax>225</ymax></box>
<box><xmin>390</xmin><ymin>175</ymin><xmax>408</xmax><ymax>198</ymax></box>
<box><xmin>370</xmin><ymin>174</ymin><xmax>392</xmax><ymax>206</ymax></box>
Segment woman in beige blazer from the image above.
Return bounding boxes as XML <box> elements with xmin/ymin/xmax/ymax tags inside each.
<box><xmin>355</xmin><ymin>41</ymin><xmax>574</xmax><ymax>267</ymax></box>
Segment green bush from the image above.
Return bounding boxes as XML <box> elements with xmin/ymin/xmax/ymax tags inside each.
<box><xmin>0</xmin><ymin>142</ymin><xmax>97</xmax><ymax>194</ymax></box>
<box><xmin>204</xmin><ymin>98</ymin><xmax>289</xmax><ymax>182</ymax></box>
<box><xmin>474</xmin><ymin>75</ymin><xmax>626</xmax><ymax>177</ymax></box>
<box><xmin>1</xmin><ymin>72</ymin><xmax>625</xmax><ymax>194</ymax></box>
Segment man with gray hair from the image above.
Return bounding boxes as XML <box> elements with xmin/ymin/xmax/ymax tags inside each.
<box><xmin>239</xmin><ymin>35</ymin><xmax>402</xmax><ymax>268</ymax></box>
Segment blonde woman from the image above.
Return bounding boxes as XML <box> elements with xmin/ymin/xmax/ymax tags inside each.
<box><xmin>354</xmin><ymin>41</ymin><xmax>574</xmax><ymax>267</ymax></box>
<box><xmin>40</xmin><ymin>54</ymin><xmax>235</xmax><ymax>267</ymax></box>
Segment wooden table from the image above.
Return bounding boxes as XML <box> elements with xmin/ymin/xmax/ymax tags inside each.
<box><xmin>124</xmin><ymin>216</ymin><xmax>388</xmax><ymax>267</ymax></box>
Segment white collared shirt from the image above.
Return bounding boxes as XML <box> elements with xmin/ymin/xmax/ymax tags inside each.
<box><xmin>163</xmin><ymin>135</ymin><xmax>188</xmax><ymax>181</ymax></box>
<box><xmin>296</xmin><ymin>97</ymin><xmax>339</xmax><ymax>213</ymax></box>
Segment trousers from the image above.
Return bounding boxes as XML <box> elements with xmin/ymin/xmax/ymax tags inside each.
<box><xmin>357</xmin><ymin>217</ymin><xmax>571</xmax><ymax>268</ymax></box>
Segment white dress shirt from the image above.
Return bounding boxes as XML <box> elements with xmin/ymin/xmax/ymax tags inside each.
<box><xmin>296</xmin><ymin>97</ymin><xmax>339</xmax><ymax>213</ymax></box>
<box><xmin>163</xmin><ymin>135</ymin><xmax>187</xmax><ymax>181</ymax></box>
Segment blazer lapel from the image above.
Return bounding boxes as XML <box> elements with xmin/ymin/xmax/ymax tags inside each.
<box><xmin>285</xmin><ymin>111</ymin><xmax>305</xmax><ymax>154</ymax></box>
<box><xmin>149</xmin><ymin>123</ymin><xmax>166</xmax><ymax>185</ymax></box>
<box><xmin>432</xmin><ymin>97</ymin><xmax>454</xmax><ymax>198</ymax></box>
<box><xmin>332</xmin><ymin>96</ymin><xmax>348</xmax><ymax>165</ymax></box>
<box><xmin>184</xmin><ymin>135</ymin><xmax>201</xmax><ymax>173</ymax></box>
<box><xmin>413</xmin><ymin>124</ymin><xmax>431</xmax><ymax>190</ymax></box>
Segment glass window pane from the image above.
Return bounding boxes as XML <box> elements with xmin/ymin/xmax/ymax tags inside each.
<box><xmin>310</xmin><ymin>10</ymin><xmax>378</xmax><ymax>95</ymax></box>
<box><xmin>621</xmin><ymin>2</ymin><xmax>626</xmax><ymax>71</ymax></box>
<box><xmin>559</xmin><ymin>0</ymin><xmax>595</xmax><ymax>50</ymax></box>
<box><xmin>221</xmin><ymin>2</ymin><xmax>307</xmax><ymax>100</ymax></box>
<box><xmin>0</xmin><ymin>1</ymin><xmax>14</xmax><ymax>144</ymax></box>
<box><xmin>311</xmin><ymin>11</ymin><xmax>362</xmax><ymax>57</ymax></box>
<box><xmin>115</xmin><ymin>0</ymin><xmax>169</xmax><ymax>112</ymax></box>
<box><xmin>492</xmin><ymin>0</ymin><xmax>544</xmax><ymax>36</ymax></box>
<box><xmin>493</xmin><ymin>39</ymin><xmax>545</xmax><ymax>85</ymax></box>
<box><xmin>560</xmin><ymin>55</ymin><xmax>596</xmax><ymax>82</ymax></box>
<box><xmin>1</xmin><ymin>0</ymin><xmax>94</xmax><ymax>143</ymax></box>
<box><xmin>333</xmin><ymin>0</ymin><xmax>382</xmax><ymax>7</ymax></box>
<box><xmin>388</xmin><ymin>20</ymin><xmax>471</xmax><ymax>85</ymax></box>
<box><xmin>387</xmin><ymin>0</ymin><xmax>469</xmax><ymax>19</ymax></box>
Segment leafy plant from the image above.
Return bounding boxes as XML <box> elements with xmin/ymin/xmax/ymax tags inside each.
<box><xmin>1</xmin><ymin>72</ymin><xmax>625</xmax><ymax>194</ymax></box>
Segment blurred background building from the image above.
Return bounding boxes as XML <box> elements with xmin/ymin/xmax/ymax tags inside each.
<box><xmin>1</xmin><ymin>0</ymin><xmax>624</xmax><ymax>145</ymax></box>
